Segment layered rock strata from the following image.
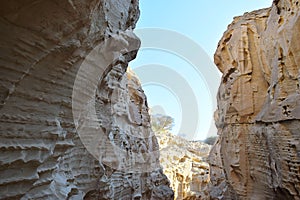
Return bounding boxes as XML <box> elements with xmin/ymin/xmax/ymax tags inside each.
<box><xmin>156</xmin><ymin>130</ymin><xmax>211</xmax><ymax>200</ymax></box>
<box><xmin>210</xmin><ymin>0</ymin><xmax>300</xmax><ymax>199</ymax></box>
<box><xmin>0</xmin><ymin>1</ymin><xmax>173</xmax><ymax>199</ymax></box>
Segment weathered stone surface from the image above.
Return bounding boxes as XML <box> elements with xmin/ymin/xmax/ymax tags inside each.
<box><xmin>156</xmin><ymin>130</ymin><xmax>211</xmax><ymax>200</ymax></box>
<box><xmin>96</xmin><ymin>69</ymin><xmax>174</xmax><ymax>200</ymax></box>
<box><xmin>0</xmin><ymin>1</ymin><xmax>173</xmax><ymax>199</ymax></box>
<box><xmin>210</xmin><ymin>0</ymin><xmax>300</xmax><ymax>199</ymax></box>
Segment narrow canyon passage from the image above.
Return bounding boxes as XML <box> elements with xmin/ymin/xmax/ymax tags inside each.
<box><xmin>0</xmin><ymin>0</ymin><xmax>300</xmax><ymax>200</ymax></box>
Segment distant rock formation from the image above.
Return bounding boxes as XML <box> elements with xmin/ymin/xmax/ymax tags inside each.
<box><xmin>209</xmin><ymin>0</ymin><xmax>300</xmax><ymax>199</ymax></box>
<box><xmin>156</xmin><ymin>130</ymin><xmax>211</xmax><ymax>200</ymax></box>
<box><xmin>0</xmin><ymin>1</ymin><xmax>173</xmax><ymax>199</ymax></box>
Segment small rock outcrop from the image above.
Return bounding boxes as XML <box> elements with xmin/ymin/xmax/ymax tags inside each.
<box><xmin>156</xmin><ymin>130</ymin><xmax>211</xmax><ymax>200</ymax></box>
<box><xmin>210</xmin><ymin>0</ymin><xmax>300</xmax><ymax>199</ymax></box>
<box><xmin>0</xmin><ymin>1</ymin><xmax>173</xmax><ymax>199</ymax></box>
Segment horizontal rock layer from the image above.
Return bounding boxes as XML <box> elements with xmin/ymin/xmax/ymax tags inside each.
<box><xmin>0</xmin><ymin>0</ymin><xmax>173</xmax><ymax>199</ymax></box>
<box><xmin>209</xmin><ymin>0</ymin><xmax>300</xmax><ymax>199</ymax></box>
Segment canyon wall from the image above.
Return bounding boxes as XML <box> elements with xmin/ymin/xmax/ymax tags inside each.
<box><xmin>210</xmin><ymin>0</ymin><xmax>300</xmax><ymax>199</ymax></box>
<box><xmin>156</xmin><ymin>130</ymin><xmax>211</xmax><ymax>200</ymax></box>
<box><xmin>0</xmin><ymin>1</ymin><xmax>173</xmax><ymax>199</ymax></box>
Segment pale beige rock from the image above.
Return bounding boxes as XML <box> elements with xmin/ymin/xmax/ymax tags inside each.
<box><xmin>96</xmin><ymin>69</ymin><xmax>174</xmax><ymax>200</ymax></box>
<box><xmin>156</xmin><ymin>130</ymin><xmax>211</xmax><ymax>200</ymax></box>
<box><xmin>210</xmin><ymin>0</ymin><xmax>300</xmax><ymax>199</ymax></box>
<box><xmin>0</xmin><ymin>1</ymin><xmax>173</xmax><ymax>199</ymax></box>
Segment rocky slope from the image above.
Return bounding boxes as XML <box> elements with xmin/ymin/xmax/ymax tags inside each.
<box><xmin>0</xmin><ymin>1</ymin><xmax>173</xmax><ymax>199</ymax></box>
<box><xmin>209</xmin><ymin>0</ymin><xmax>300</xmax><ymax>199</ymax></box>
<box><xmin>156</xmin><ymin>130</ymin><xmax>211</xmax><ymax>200</ymax></box>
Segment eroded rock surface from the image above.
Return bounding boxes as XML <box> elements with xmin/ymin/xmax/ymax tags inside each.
<box><xmin>156</xmin><ymin>130</ymin><xmax>211</xmax><ymax>200</ymax></box>
<box><xmin>210</xmin><ymin>0</ymin><xmax>300</xmax><ymax>199</ymax></box>
<box><xmin>0</xmin><ymin>1</ymin><xmax>173</xmax><ymax>199</ymax></box>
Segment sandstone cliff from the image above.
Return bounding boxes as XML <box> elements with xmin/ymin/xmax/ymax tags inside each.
<box><xmin>0</xmin><ymin>1</ymin><xmax>173</xmax><ymax>199</ymax></box>
<box><xmin>210</xmin><ymin>0</ymin><xmax>300</xmax><ymax>199</ymax></box>
<box><xmin>155</xmin><ymin>130</ymin><xmax>211</xmax><ymax>200</ymax></box>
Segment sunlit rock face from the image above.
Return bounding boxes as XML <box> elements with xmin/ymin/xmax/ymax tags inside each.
<box><xmin>209</xmin><ymin>0</ymin><xmax>300</xmax><ymax>199</ymax></box>
<box><xmin>0</xmin><ymin>1</ymin><xmax>173</xmax><ymax>199</ymax></box>
<box><xmin>156</xmin><ymin>130</ymin><xmax>211</xmax><ymax>200</ymax></box>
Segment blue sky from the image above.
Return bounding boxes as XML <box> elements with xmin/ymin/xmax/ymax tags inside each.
<box><xmin>130</xmin><ymin>0</ymin><xmax>273</xmax><ymax>140</ymax></box>
<box><xmin>135</xmin><ymin>0</ymin><xmax>273</xmax><ymax>57</ymax></box>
